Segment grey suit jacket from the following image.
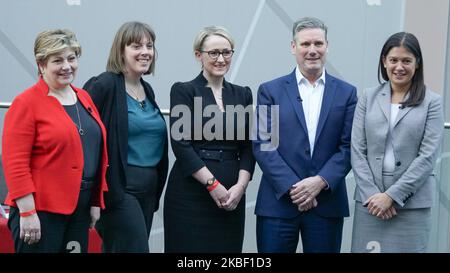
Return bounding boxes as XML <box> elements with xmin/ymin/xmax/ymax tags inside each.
<box><xmin>351</xmin><ymin>82</ymin><xmax>443</xmax><ymax>209</ymax></box>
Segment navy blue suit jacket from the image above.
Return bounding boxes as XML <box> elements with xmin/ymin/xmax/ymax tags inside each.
<box><xmin>253</xmin><ymin>70</ymin><xmax>357</xmax><ymax>218</ymax></box>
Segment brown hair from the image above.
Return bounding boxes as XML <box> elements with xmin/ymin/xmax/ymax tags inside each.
<box><xmin>106</xmin><ymin>21</ymin><xmax>157</xmax><ymax>75</ymax></box>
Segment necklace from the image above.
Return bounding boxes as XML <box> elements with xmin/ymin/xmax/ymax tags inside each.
<box><xmin>71</xmin><ymin>91</ymin><xmax>84</xmax><ymax>135</ymax></box>
<box><xmin>75</xmin><ymin>103</ymin><xmax>84</xmax><ymax>135</ymax></box>
<box><xmin>127</xmin><ymin>86</ymin><xmax>146</xmax><ymax>110</ymax></box>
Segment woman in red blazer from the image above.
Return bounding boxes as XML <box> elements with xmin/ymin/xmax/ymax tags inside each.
<box><xmin>2</xmin><ymin>29</ymin><xmax>108</xmax><ymax>253</ymax></box>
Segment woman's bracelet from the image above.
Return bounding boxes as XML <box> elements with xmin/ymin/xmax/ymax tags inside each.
<box><xmin>19</xmin><ymin>208</ymin><xmax>37</xmax><ymax>217</ymax></box>
<box><xmin>207</xmin><ymin>180</ymin><xmax>220</xmax><ymax>192</ymax></box>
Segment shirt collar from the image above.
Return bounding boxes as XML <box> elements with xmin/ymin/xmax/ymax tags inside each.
<box><xmin>295</xmin><ymin>66</ymin><xmax>326</xmax><ymax>86</ymax></box>
<box><xmin>194</xmin><ymin>71</ymin><xmax>230</xmax><ymax>90</ymax></box>
<box><xmin>35</xmin><ymin>76</ymin><xmax>78</xmax><ymax>96</ymax></box>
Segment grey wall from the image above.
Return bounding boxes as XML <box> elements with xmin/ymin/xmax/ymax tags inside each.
<box><xmin>404</xmin><ymin>0</ymin><xmax>449</xmax><ymax>94</ymax></box>
<box><xmin>2</xmin><ymin>0</ymin><xmax>448</xmax><ymax>252</ymax></box>
<box><xmin>1</xmin><ymin>0</ymin><xmax>405</xmax><ymax>105</ymax></box>
<box><xmin>434</xmin><ymin>2</ymin><xmax>450</xmax><ymax>253</ymax></box>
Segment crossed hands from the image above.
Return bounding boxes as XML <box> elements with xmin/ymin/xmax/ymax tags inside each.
<box><xmin>364</xmin><ymin>193</ymin><xmax>397</xmax><ymax>220</ymax></box>
<box><xmin>289</xmin><ymin>176</ymin><xmax>327</xmax><ymax>212</ymax></box>
<box><xmin>210</xmin><ymin>183</ymin><xmax>245</xmax><ymax>211</ymax></box>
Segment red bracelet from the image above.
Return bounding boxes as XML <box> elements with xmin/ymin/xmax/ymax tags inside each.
<box><xmin>19</xmin><ymin>209</ymin><xmax>36</xmax><ymax>217</ymax></box>
<box><xmin>207</xmin><ymin>180</ymin><xmax>220</xmax><ymax>192</ymax></box>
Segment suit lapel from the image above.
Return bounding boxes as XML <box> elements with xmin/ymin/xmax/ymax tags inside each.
<box><xmin>314</xmin><ymin>73</ymin><xmax>337</xmax><ymax>143</ymax></box>
<box><xmin>375</xmin><ymin>83</ymin><xmax>413</xmax><ymax>127</ymax></box>
<box><xmin>116</xmin><ymin>74</ymin><xmax>128</xmax><ymax>169</ymax></box>
<box><xmin>284</xmin><ymin>71</ymin><xmax>308</xmax><ymax>135</ymax></box>
<box><xmin>393</xmin><ymin>92</ymin><xmax>413</xmax><ymax>128</ymax></box>
<box><xmin>376</xmin><ymin>83</ymin><xmax>391</xmax><ymax>121</ymax></box>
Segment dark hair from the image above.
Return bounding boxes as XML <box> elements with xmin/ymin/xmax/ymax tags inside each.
<box><xmin>378</xmin><ymin>32</ymin><xmax>425</xmax><ymax>107</ymax></box>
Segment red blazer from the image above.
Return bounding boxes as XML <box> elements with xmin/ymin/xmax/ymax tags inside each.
<box><xmin>2</xmin><ymin>78</ymin><xmax>109</xmax><ymax>214</ymax></box>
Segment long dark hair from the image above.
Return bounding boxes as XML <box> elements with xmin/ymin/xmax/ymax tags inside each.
<box><xmin>378</xmin><ymin>32</ymin><xmax>425</xmax><ymax>107</ymax></box>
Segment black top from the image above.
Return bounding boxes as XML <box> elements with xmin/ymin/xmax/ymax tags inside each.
<box><xmin>164</xmin><ymin>72</ymin><xmax>256</xmax><ymax>252</ymax></box>
<box><xmin>63</xmin><ymin>100</ymin><xmax>102</xmax><ymax>180</ymax></box>
<box><xmin>83</xmin><ymin>72</ymin><xmax>169</xmax><ymax>210</ymax></box>
<box><xmin>170</xmin><ymin>72</ymin><xmax>255</xmax><ymax>177</ymax></box>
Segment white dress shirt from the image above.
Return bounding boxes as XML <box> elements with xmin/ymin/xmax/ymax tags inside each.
<box><xmin>383</xmin><ymin>103</ymin><xmax>401</xmax><ymax>173</ymax></box>
<box><xmin>295</xmin><ymin>67</ymin><xmax>326</xmax><ymax>155</ymax></box>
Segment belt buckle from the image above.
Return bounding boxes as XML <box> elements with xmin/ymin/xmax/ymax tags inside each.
<box><xmin>201</xmin><ymin>150</ymin><xmax>212</xmax><ymax>160</ymax></box>
<box><xmin>200</xmin><ymin>149</ymin><xmax>223</xmax><ymax>161</ymax></box>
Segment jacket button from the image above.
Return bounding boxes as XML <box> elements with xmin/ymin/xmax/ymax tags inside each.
<box><xmin>396</xmin><ymin>161</ymin><xmax>401</xmax><ymax>167</ymax></box>
<box><xmin>305</xmin><ymin>149</ymin><xmax>310</xmax><ymax>155</ymax></box>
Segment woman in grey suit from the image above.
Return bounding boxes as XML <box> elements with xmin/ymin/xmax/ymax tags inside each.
<box><xmin>351</xmin><ymin>32</ymin><xmax>444</xmax><ymax>253</ymax></box>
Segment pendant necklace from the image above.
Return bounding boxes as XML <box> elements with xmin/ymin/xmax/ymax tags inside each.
<box><xmin>128</xmin><ymin>85</ymin><xmax>146</xmax><ymax>110</ymax></box>
<box><xmin>71</xmin><ymin>91</ymin><xmax>84</xmax><ymax>135</ymax></box>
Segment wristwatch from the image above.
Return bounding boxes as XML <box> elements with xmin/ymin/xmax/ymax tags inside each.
<box><xmin>205</xmin><ymin>177</ymin><xmax>216</xmax><ymax>187</ymax></box>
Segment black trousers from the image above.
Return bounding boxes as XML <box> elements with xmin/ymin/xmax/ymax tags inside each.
<box><xmin>8</xmin><ymin>188</ymin><xmax>92</xmax><ymax>253</ymax></box>
<box><xmin>96</xmin><ymin>165</ymin><xmax>158</xmax><ymax>253</ymax></box>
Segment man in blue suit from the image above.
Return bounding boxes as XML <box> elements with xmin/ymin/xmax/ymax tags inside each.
<box><xmin>253</xmin><ymin>17</ymin><xmax>357</xmax><ymax>253</ymax></box>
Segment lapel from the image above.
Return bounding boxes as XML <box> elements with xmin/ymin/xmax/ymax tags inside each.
<box><xmin>314</xmin><ymin>72</ymin><xmax>337</xmax><ymax>143</ymax></box>
<box><xmin>75</xmin><ymin>88</ymin><xmax>108</xmax><ymax>140</ymax></box>
<box><xmin>74</xmin><ymin>88</ymin><xmax>93</xmax><ymax>117</ymax></box>
<box><xmin>284</xmin><ymin>70</ymin><xmax>308</xmax><ymax>135</ymax></box>
<box><xmin>221</xmin><ymin>79</ymin><xmax>233</xmax><ymax>108</ymax></box>
<box><xmin>393</xmin><ymin>92</ymin><xmax>413</xmax><ymax>128</ymax></box>
<box><xmin>375</xmin><ymin>82</ymin><xmax>413</xmax><ymax>127</ymax></box>
<box><xmin>376</xmin><ymin>83</ymin><xmax>391</xmax><ymax>121</ymax></box>
<box><xmin>115</xmin><ymin>74</ymin><xmax>128</xmax><ymax>168</ymax></box>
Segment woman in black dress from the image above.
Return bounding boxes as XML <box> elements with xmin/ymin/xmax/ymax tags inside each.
<box><xmin>164</xmin><ymin>26</ymin><xmax>255</xmax><ymax>252</ymax></box>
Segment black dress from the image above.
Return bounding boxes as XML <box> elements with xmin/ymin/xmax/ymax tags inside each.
<box><xmin>164</xmin><ymin>73</ymin><xmax>255</xmax><ymax>252</ymax></box>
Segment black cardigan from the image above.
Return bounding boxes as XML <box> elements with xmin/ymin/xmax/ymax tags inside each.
<box><xmin>83</xmin><ymin>72</ymin><xmax>169</xmax><ymax>210</ymax></box>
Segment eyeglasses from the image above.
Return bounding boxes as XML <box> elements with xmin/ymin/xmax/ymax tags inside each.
<box><xmin>200</xmin><ymin>49</ymin><xmax>234</xmax><ymax>60</ymax></box>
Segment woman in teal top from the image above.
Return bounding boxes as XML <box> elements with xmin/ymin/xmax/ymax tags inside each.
<box><xmin>83</xmin><ymin>21</ymin><xmax>168</xmax><ymax>253</ymax></box>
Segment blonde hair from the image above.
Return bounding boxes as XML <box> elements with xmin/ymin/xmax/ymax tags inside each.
<box><xmin>193</xmin><ymin>26</ymin><xmax>234</xmax><ymax>52</ymax></box>
<box><xmin>34</xmin><ymin>29</ymin><xmax>81</xmax><ymax>75</ymax></box>
<box><xmin>106</xmin><ymin>21</ymin><xmax>157</xmax><ymax>75</ymax></box>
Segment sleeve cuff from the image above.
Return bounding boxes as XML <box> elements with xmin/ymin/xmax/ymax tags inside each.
<box><xmin>318</xmin><ymin>175</ymin><xmax>330</xmax><ymax>190</ymax></box>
